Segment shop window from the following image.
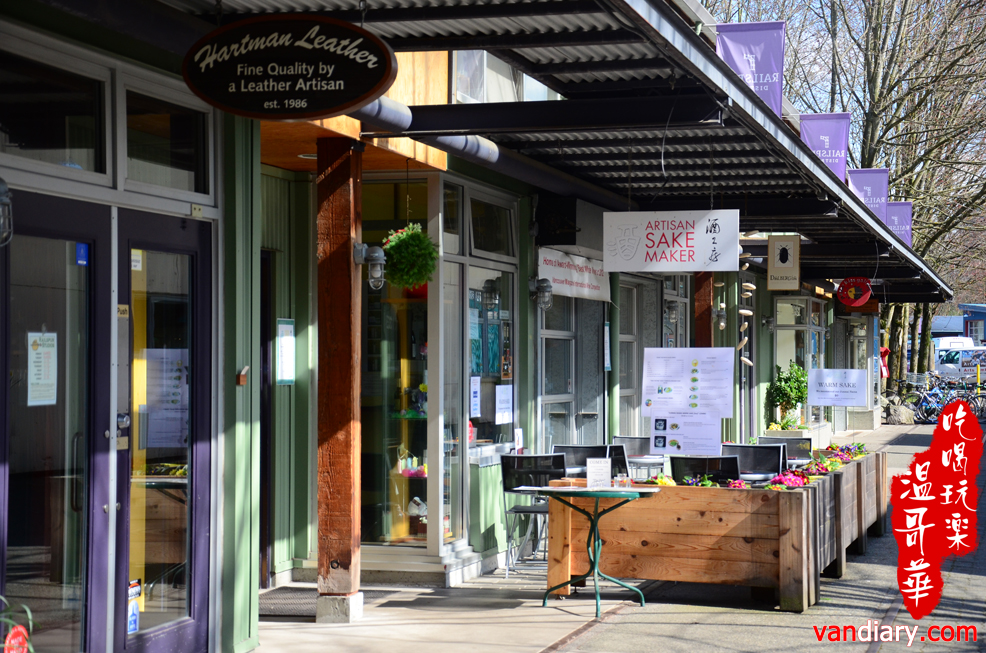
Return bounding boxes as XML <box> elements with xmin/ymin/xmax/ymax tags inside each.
<box><xmin>126</xmin><ymin>91</ymin><xmax>208</xmax><ymax>194</ymax></box>
<box><xmin>774</xmin><ymin>297</ymin><xmax>827</xmax><ymax>426</ymax></box>
<box><xmin>360</xmin><ymin>181</ymin><xmax>430</xmax><ymax>547</ymax></box>
<box><xmin>443</xmin><ymin>183</ymin><xmax>462</xmax><ymax>255</ymax></box>
<box><xmin>470</xmin><ymin>197</ymin><xmax>514</xmax><ymax>258</ymax></box>
<box><xmin>0</xmin><ymin>49</ymin><xmax>105</xmax><ymax>173</ymax></box>
<box><xmin>454</xmin><ymin>50</ymin><xmax>486</xmax><ymax>103</ymax></box>
<box><xmin>467</xmin><ymin>266</ymin><xmax>514</xmax><ymax>443</ymax></box>
<box><xmin>619</xmin><ymin>285</ymin><xmax>638</xmax><ymax>436</ymax></box>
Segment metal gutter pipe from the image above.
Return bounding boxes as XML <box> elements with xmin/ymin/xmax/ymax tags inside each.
<box><xmin>350</xmin><ymin>97</ymin><xmax>636</xmax><ymax>211</ymax></box>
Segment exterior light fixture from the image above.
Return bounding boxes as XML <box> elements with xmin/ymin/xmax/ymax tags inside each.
<box><xmin>529</xmin><ymin>277</ymin><xmax>553</xmax><ymax>311</ymax></box>
<box><xmin>762</xmin><ymin>316</ymin><xmax>775</xmax><ymax>334</ymax></box>
<box><xmin>482</xmin><ymin>278</ymin><xmax>500</xmax><ymax>311</ymax></box>
<box><xmin>667</xmin><ymin>303</ymin><xmax>679</xmax><ymax>323</ymax></box>
<box><xmin>0</xmin><ymin>176</ymin><xmax>12</xmax><ymax>248</ymax></box>
<box><xmin>354</xmin><ymin>242</ymin><xmax>386</xmax><ymax>290</ymax></box>
<box><xmin>714</xmin><ymin>309</ymin><xmax>727</xmax><ymax>331</ymax></box>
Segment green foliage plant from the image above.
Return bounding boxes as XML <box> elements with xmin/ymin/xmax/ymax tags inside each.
<box><xmin>1</xmin><ymin>594</ymin><xmax>35</xmax><ymax>652</ymax></box>
<box><xmin>382</xmin><ymin>223</ymin><xmax>438</xmax><ymax>289</ymax></box>
<box><xmin>765</xmin><ymin>362</ymin><xmax>808</xmax><ymax>426</ymax></box>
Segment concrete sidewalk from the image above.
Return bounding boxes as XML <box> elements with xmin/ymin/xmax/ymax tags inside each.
<box><xmin>257</xmin><ymin>423</ymin><xmax>984</xmax><ymax>653</ymax></box>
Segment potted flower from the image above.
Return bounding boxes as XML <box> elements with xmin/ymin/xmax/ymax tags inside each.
<box><xmin>382</xmin><ymin>223</ymin><xmax>439</xmax><ymax>291</ymax></box>
<box><xmin>764</xmin><ymin>362</ymin><xmax>809</xmax><ymax>433</ymax></box>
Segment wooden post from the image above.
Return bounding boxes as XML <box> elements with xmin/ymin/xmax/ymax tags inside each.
<box><xmin>778</xmin><ymin>490</ymin><xmax>808</xmax><ymax>613</ymax></box>
<box><xmin>547</xmin><ymin>480</ymin><xmax>573</xmax><ymax>596</ymax></box>
<box><xmin>694</xmin><ymin>271</ymin><xmax>713</xmax><ymax>347</ymax></box>
<box><xmin>850</xmin><ymin>459</ymin><xmax>868</xmax><ymax>555</ymax></box>
<box><xmin>871</xmin><ymin>452</ymin><xmax>889</xmax><ymax>536</ymax></box>
<box><xmin>315</xmin><ymin>137</ymin><xmax>363</xmax><ymax>596</ymax></box>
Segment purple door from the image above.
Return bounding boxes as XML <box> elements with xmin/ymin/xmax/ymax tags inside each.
<box><xmin>1</xmin><ymin>191</ymin><xmax>113</xmax><ymax>653</ymax></box>
<box><xmin>114</xmin><ymin>209</ymin><xmax>212</xmax><ymax>653</ymax></box>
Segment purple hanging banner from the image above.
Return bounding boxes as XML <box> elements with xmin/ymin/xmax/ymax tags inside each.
<box><xmin>886</xmin><ymin>201</ymin><xmax>913</xmax><ymax>247</ymax></box>
<box><xmin>800</xmin><ymin>113</ymin><xmax>851</xmax><ymax>180</ymax></box>
<box><xmin>847</xmin><ymin>168</ymin><xmax>889</xmax><ymax>223</ymax></box>
<box><xmin>716</xmin><ymin>21</ymin><xmax>786</xmax><ymax>116</ymax></box>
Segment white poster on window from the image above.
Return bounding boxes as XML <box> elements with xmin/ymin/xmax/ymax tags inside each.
<box><xmin>603</xmin><ymin>210</ymin><xmax>740</xmax><ymax>272</ymax></box>
<box><xmin>27</xmin><ymin>332</ymin><xmax>58</xmax><ymax>407</ymax></box>
<box><xmin>808</xmin><ymin>368</ymin><xmax>868</xmax><ymax>407</ymax></box>
<box><xmin>494</xmin><ymin>384</ymin><xmax>513</xmax><ymax>425</ymax></box>
<box><xmin>144</xmin><ymin>349</ymin><xmax>190</xmax><ymax>448</ymax></box>
<box><xmin>276</xmin><ymin>319</ymin><xmax>295</xmax><ymax>385</ymax></box>
<box><xmin>650</xmin><ymin>409</ymin><xmax>721</xmax><ymax>456</ymax></box>
<box><xmin>640</xmin><ymin>347</ymin><xmax>735</xmax><ymax>417</ymax></box>
<box><xmin>470</xmin><ymin>376</ymin><xmax>482</xmax><ymax>418</ymax></box>
<box><xmin>537</xmin><ymin>248</ymin><xmax>610</xmax><ymax>302</ymax></box>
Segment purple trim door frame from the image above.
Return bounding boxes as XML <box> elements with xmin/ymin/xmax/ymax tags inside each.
<box><xmin>115</xmin><ymin>209</ymin><xmax>212</xmax><ymax>653</ymax></box>
<box><xmin>0</xmin><ymin>190</ymin><xmax>113</xmax><ymax>653</ymax></box>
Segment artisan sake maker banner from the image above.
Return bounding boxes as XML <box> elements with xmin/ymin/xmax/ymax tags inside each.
<box><xmin>602</xmin><ymin>210</ymin><xmax>739</xmax><ymax>272</ymax></box>
<box><xmin>183</xmin><ymin>14</ymin><xmax>397</xmax><ymax>120</ymax></box>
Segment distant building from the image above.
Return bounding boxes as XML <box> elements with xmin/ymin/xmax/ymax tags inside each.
<box><xmin>958</xmin><ymin>304</ymin><xmax>986</xmax><ymax>345</ymax></box>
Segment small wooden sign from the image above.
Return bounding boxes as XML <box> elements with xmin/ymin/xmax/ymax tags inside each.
<box><xmin>182</xmin><ymin>14</ymin><xmax>397</xmax><ymax>121</ymax></box>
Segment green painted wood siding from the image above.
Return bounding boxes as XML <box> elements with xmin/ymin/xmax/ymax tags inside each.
<box><xmin>260</xmin><ymin>166</ymin><xmax>315</xmax><ymax>577</ymax></box>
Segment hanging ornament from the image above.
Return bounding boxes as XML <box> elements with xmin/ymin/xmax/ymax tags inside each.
<box><xmin>738</xmin><ymin>308</ymin><xmax>753</xmax><ymax>317</ymax></box>
<box><xmin>740</xmin><ymin>356</ymin><xmax>754</xmax><ymax>367</ymax></box>
<box><xmin>741</xmin><ymin>291</ymin><xmax>752</xmax><ymax>298</ymax></box>
<box><xmin>740</xmin><ymin>321</ymin><xmax>748</xmax><ymax>332</ymax></box>
<box><xmin>742</xmin><ymin>282</ymin><xmax>756</xmax><ymax>291</ymax></box>
<box><xmin>713</xmin><ymin>281</ymin><xmax>725</xmax><ymax>287</ymax></box>
<box><xmin>741</xmin><ymin>262</ymin><xmax>750</xmax><ymax>271</ymax></box>
<box><xmin>736</xmin><ymin>336</ymin><xmax>748</xmax><ymax>351</ymax></box>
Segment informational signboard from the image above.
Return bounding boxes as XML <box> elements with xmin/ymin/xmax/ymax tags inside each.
<box><xmin>537</xmin><ymin>248</ymin><xmax>610</xmax><ymax>302</ymax></box>
<box><xmin>603</xmin><ymin>210</ymin><xmax>740</xmax><ymax>272</ymax></box>
<box><xmin>27</xmin><ymin>332</ymin><xmax>57</xmax><ymax>407</ymax></box>
<box><xmin>650</xmin><ymin>409</ymin><xmax>722</xmax><ymax>456</ymax></box>
<box><xmin>807</xmin><ymin>369</ymin><xmax>868</xmax><ymax>407</ymax></box>
<box><xmin>837</xmin><ymin>277</ymin><xmax>872</xmax><ymax>307</ymax></box>
<box><xmin>767</xmin><ymin>235</ymin><xmax>800</xmax><ymax>290</ymax></box>
<box><xmin>494</xmin><ymin>384</ymin><xmax>513</xmax><ymax>425</ymax></box>
<box><xmin>640</xmin><ymin>347</ymin><xmax>735</xmax><ymax>417</ymax></box>
<box><xmin>182</xmin><ymin>15</ymin><xmax>398</xmax><ymax>121</ymax></box>
<box><xmin>276</xmin><ymin>318</ymin><xmax>295</xmax><ymax>385</ymax></box>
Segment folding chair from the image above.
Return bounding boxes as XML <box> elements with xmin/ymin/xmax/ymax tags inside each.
<box><xmin>499</xmin><ymin>453</ymin><xmax>566</xmax><ymax>577</ymax></box>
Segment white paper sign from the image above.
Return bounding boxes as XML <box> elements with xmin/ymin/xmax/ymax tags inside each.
<box><xmin>586</xmin><ymin>458</ymin><xmax>612</xmax><ymax>489</ymax></box>
<box><xmin>603</xmin><ymin>210</ymin><xmax>740</xmax><ymax>272</ymax></box>
<box><xmin>276</xmin><ymin>319</ymin><xmax>295</xmax><ymax>385</ymax></box>
<box><xmin>27</xmin><ymin>332</ymin><xmax>58</xmax><ymax>407</ymax></box>
<box><xmin>494</xmin><ymin>384</ymin><xmax>513</xmax><ymax>425</ymax></box>
<box><xmin>470</xmin><ymin>376</ymin><xmax>482</xmax><ymax>418</ymax></box>
<box><xmin>131</xmin><ymin>250</ymin><xmax>143</xmax><ymax>271</ymax></box>
<box><xmin>144</xmin><ymin>349</ymin><xmax>189</xmax><ymax>448</ymax></box>
<box><xmin>650</xmin><ymin>409</ymin><xmax>722</xmax><ymax>456</ymax></box>
<box><xmin>641</xmin><ymin>347</ymin><xmax>735</xmax><ymax>417</ymax></box>
<box><xmin>514</xmin><ymin>428</ymin><xmax>524</xmax><ymax>452</ymax></box>
<box><xmin>808</xmin><ymin>368</ymin><xmax>868</xmax><ymax>407</ymax></box>
<box><xmin>538</xmin><ymin>248</ymin><xmax>610</xmax><ymax>302</ymax></box>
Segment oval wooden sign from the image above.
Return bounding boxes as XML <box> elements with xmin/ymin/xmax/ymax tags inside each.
<box><xmin>182</xmin><ymin>14</ymin><xmax>397</xmax><ymax>121</ymax></box>
<box><xmin>837</xmin><ymin>276</ymin><xmax>872</xmax><ymax>307</ymax></box>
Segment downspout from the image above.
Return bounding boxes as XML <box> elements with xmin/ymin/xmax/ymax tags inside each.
<box><xmin>350</xmin><ymin>97</ymin><xmax>636</xmax><ymax>211</ymax></box>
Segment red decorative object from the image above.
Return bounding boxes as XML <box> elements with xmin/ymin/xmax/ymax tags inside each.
<box><xmin>5</xmin><ymin>625</ymin><xmax>29</xmax><ymax>653</ymax></box>
<box><xmin>837</xmin><ymin>277</ymin><xmax>872</xmax><ymax>306</ymax></box>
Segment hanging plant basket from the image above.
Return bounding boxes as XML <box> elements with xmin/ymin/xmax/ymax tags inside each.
<box><xmin>382</xmin><ymin>223</ymin><xmax>438</xmax><ymax>290</ymax></box>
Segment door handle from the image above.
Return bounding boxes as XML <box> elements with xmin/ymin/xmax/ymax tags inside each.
<box><xmin>71</xmin><ymin>431</ymin><xmax>83</xmax><ymax>513</ymax></box>
<box><xmin>117</xmin><ymin>413</ymin><xmax>131</xmax><ymax>429</ymax></box>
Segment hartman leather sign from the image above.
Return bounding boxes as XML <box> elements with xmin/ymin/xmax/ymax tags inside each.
<box><xmin>837</xmin><ymin>277</ymin><xmax>873</xmax><ymax>307</ymax></box>
<box><xmin>182</xmin><ymin>15</ymin><xmax>397</xmax><ymax>121</ymax></box>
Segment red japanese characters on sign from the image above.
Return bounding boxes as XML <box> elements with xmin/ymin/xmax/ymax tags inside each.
<box><xmin>837</xmin><ymin>276</ymin><xmax>873</xmax><ymax>307</ymax></box>
<box><xmin>891</xmin><ymin>401</ymin><xmax>982</xmax><ymax>619</ymax></box>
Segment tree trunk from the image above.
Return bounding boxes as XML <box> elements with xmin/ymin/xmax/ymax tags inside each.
<box><xmin>917</xmin><ymin>302</ymin><xmax>932</xmax><ymax>373</ymax></box>
<box><xmin>886</xmin><ymin>304</ymin><xmax>901</xmax><ymax>392</ymax></box>
<box><xmin>909</xmin><ymin>303</ymin><xmax>922</xmax><ymax>374</ymax></box>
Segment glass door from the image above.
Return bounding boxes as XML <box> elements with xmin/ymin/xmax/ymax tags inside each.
<box><xmin>115</xmin><ymin>210</ymin><xmax>211</xmax><ymax>652</ymax></box>
<box><xmin>1</xmin><ymin>192</ymin><xmax>113</xmax><ymax>653</ymax></box>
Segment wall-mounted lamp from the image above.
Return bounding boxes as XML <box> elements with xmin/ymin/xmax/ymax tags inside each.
<box><xmin>713</xmin><ymin>309</ymin><xmax>727</xmax><ymax>331</ymax></box>
<box><xmin>762</xmin><ymin>316</ymin><xmax>775</xmax><ymax>334</ymax></box>
<box><xmin>0</xmin><ymin>176</ymin><xmax>12</xmax><ymax>248</ymax></box>
<box><xmin>482</xmin><ymin>278</ymin><xmax>500</xmax><ymax>311</ymax></box>
<box><xmin>667</xmin><ymin>302</ymin><xmax>679</xmax><ymax>323</ymax></box>
<box><xmin>354</xmin><ymin>242</ymin><xmax>386</xmax><ymax>290</ymax></box>
<box><xmin>529</xmin><ymin>277</ymin><xmax>553</xmax><ymax>311</ymax></box>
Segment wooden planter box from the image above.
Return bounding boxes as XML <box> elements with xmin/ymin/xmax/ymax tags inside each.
<box><xmin>546</xmin><ymin>479</ymin><xmax>810</xmax><ymax>612</ymax></box>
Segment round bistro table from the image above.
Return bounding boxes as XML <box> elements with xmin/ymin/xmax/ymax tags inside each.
<box><xmin>539</xmin><ymin>487</ymin><xmax>656</xmax><ymax>618</ymax></box>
